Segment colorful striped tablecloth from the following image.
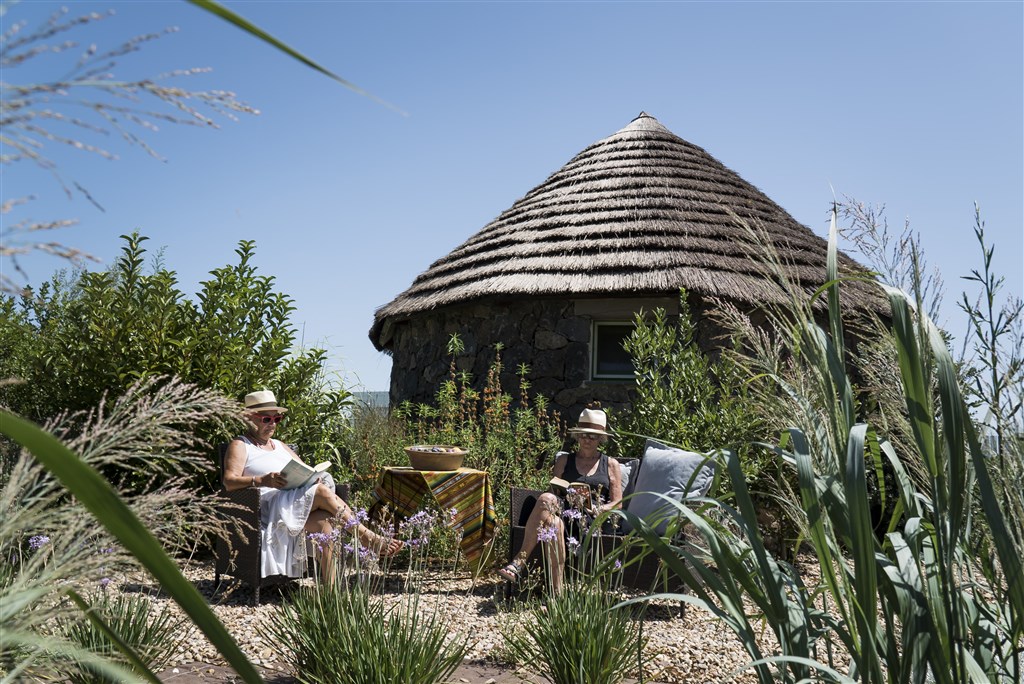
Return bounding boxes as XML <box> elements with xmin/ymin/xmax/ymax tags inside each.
<box><xmin>371</xmin><ymin>467</ymin><xmax>496</xmax><ymax>572</ymax></box>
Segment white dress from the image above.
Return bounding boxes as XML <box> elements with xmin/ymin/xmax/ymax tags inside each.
<box><xmin>238</xmin><ymin>436</ymin><xmax>336</xmax><ymax>578</ymax></box>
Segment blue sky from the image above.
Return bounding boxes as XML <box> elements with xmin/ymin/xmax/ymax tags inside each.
<box><xmin>4</xmin><ymin>0</ymin><xmax>1022</xmax><ymax>392</ymax></box>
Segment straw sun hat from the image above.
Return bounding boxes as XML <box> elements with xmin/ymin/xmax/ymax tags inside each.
<box><xmin>243</xmin><ymin>390</ymin><xmax>288</xmax><ymax>414</ymax></box>
<box><xmin>568</xmin><ymin>408</ymin><xmax>611</xmax><ymax>437</ymax></box>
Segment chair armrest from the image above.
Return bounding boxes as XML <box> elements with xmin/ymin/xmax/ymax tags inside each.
<box><xmin>510</xmin><ymin>487</ymin><xmax>542</xmax><ymax>527</ymax></box>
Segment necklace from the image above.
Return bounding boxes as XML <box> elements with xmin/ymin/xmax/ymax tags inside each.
<box><xmin>249</xmin><ymin>434</ymin><xmax>272</xmax><ymax>449</ymax></box>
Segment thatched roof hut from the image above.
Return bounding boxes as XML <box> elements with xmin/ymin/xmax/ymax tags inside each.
<box><xmin>371</xmin><ymin>112</ymin><xmax>879</xmax><ymax>412</ymax></box>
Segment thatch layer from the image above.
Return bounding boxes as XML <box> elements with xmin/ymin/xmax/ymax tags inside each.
<box><xmin>371</xmin><ymin>112</ymin><xmax>879</xmax><ymax>350</ymax></box>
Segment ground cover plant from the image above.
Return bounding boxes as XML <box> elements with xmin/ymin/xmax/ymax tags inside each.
<box><xmin>620</xmin><ymin>207</ymin><xmax>1024</xmax><ymax>683</ymax></box>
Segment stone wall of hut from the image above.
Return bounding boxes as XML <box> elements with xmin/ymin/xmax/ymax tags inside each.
<box><xmin>385</xmin><ymin>295</ymin><xmax>732</xmax><ymax>420</ymax></box>
<box><xmin>386</xmin><ymin>298</ymin><xmax>636</xmax><ymax>419</ymax></box>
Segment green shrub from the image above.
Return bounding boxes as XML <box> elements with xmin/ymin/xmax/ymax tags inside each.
<box><xmin>0</xmin><ymin>233</ymin><xmax>351</xmax><ymax>489</ymax></box>
<box><xmin>620</xmin><ymin>289</ymin><xmax>769</xmax><ymax>485</ymax></box>
<box><xmin>501</xmin><ymin>576</ymin><xmax>647</xmax><ymax>684</ymax></box>
<box><xmin>55</xmin><ymin>589</ymin><xmax>189</xmax><ymax>684</ymax></box>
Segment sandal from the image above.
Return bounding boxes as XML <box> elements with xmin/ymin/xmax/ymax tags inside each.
<box><xmin>360</xmin><ymin>530</ymin><xmax>406</xmax><ymax>558</ymax></box>
<box><xmin>497</xmin><ymin>560</ymin><xmax>526</xmax><ymax>582</ymax></box>
<box><xmin>378</xmin><ymin>538</ymin><xmax>405</xmax><ymax>558</ymax></box>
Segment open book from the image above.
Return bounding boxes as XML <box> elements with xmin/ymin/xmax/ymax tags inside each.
<box><xmin>280</xmin><ymin>459</ymin><xmax>332</xmax><ymax>490</ymax></box>
<box><xmin>548</xmin><ymin>477</ymin><xmax>593</xmax><ymax>512</ymax></box>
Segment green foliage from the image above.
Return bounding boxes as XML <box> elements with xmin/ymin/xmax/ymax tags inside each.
<box><xmin>501</xmin><ymin>577</ymin><xmax>647</xmax><ymax>684</ymax></box>
<box><xmin>0</xmin><ymin>233</ymin><xmax>351</xmax><ymax>482</ymax></box>
<box><xmin>621</xmin><ymin>290</ymin><xmax>768</xmax><ymax>481</ymax></box>
<box><xmin>55</xmin><ymin>590</ymin><xmax>188</xmax><ymax>684</ymax></box>
<box><xmin>266</xmin><ymin>583</ymin><xmax>468</xmax><ymax>684</ymax></box>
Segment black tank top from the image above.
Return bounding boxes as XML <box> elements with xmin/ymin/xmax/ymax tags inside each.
<box><xmin>561</xmin><ymin>452</ymin><xmax>610</xmax><ymax>507</ymax></box>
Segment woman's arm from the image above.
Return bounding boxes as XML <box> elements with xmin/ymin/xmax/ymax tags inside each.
<box><xmin>552</xmin><ymin>452</ymin><xmax>569</xmax><ymax>478</ymax></box>
<box><xmin>222</xmin><ymin>439</ymin><xmax>286</xmax><ymax>491</ymax></box>
<box><xmin>597</xmin><ymin>458</ymin><xmax>623</xmax><ymax>513</ymax></box>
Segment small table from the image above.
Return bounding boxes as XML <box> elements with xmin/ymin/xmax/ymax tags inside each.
<box><xmin>371</xmin><ymin>466</ymin><xmax>496</xmax><ymax>573</ymax></box>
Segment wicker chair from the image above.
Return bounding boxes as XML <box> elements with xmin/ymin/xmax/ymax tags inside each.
<box><xmin>508</xmin><ymin>487</ymin><xmax>684</xmax><ymax>591</ymax></box>
<box><xmin>212</xmin><ymin>443</ymin><xmax>349</xmax><ymax>605</ymax></box>
<box><xmin>507</xmin><ymin>454</ymin><xmax>713</xmax><ymax>609</ymax></box>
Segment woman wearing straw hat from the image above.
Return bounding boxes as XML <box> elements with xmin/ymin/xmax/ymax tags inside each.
<box><xmin>497</xmin><ymin>405</ymin><xmax>623</xmax><ymax>592</ymax></box>
<box><xmin>223</xmin><ymin>390</ymin><xmax>402</xmax><ymax>582</ymax></box>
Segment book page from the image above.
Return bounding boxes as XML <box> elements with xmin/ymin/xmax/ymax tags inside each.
<box><xmin>280</xmin><ymin>460</ymin><xmax>331</xmax><ymax>490</ymax></box>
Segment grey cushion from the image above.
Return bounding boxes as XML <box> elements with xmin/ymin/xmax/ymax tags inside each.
<box><xmin>618</xmin><ymin>458</ymin><xmax>640</xmax><ymax>499</ymax></box>
<box><xmin>620</xmin><ymin>440</ymin><xmax>715</xmax><ymax>535</ymax></box>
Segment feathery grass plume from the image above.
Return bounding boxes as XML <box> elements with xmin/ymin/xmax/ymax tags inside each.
<box><xmin>0</xmin><ymin>5</ymin><xmax>259</xmax><ymax>293</ymax></box>
<box><xmin>0</xmin><ymin>377</ymin><xmax>249</xmax><ymax>680</ymax></box>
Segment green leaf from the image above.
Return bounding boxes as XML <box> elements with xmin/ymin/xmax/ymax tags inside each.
<box><xmin>66</xmin><ymin>589</ymin><xmax>161</xmax><ymax>684</ymax></box>
<box><xmin>185</xmin><ymin>0</ymin><xmax>407</xmax><ymax>116</ymax></box>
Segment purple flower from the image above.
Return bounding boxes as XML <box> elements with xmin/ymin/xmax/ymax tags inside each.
<box><xmin>562</xmin><ymin>508</ymin><xmax>583</xmax><ymax>521</ymax></box>
<box><xmin>100</xmin><ymin>547</ymin><xmax>115</xmax><ymax>555</ymax></box>
<box><xmin>566</xmin><ymin>536</ymin><xmax>580</xmax><ymax>550</ymax></box>
<box><xmin>99</xmin><ymin>577</ymin><xmax>111</xmax><ymax>590</ymax></box>
<box><xmin>402</xmin><ymin>509</ymin><xmax>436</xmax><ymax>532</ymax></box>
<box><xmin>308</xmin><ymin>532</ymin><xmax>334</xmax><ymax>552</ymax></box>
<box><xmin>537</xmin><ymin>525</ymin><xmax>558</xmax><ymax>544</ymax></box>
<box><xmin>613</xmin><ymin>560</ymin><xmax>623</xmax><ymax>570</ymax></box>
<box><xmin>28</xmin><ymin>535</ymin><xmax>50</xmax><ymax>550</ymax></box>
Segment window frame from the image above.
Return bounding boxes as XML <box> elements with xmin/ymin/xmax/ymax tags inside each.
<box><xmin>590</xmin><ymin>320</ymin><xmax>636</xmax><ymax>381</ymax></box>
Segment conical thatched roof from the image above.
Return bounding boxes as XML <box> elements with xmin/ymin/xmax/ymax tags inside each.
<box><xmin>371</xmin><ymin>112</ymin><xmax>878</xmax><ymax>350</ymax></box>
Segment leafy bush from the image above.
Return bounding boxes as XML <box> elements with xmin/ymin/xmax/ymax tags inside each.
<box><xmin>0</xmin><ymin>233</ymin><xmax>351</xmax><ymax>487</ymax></box>
<box><xmin>620</xmin><ymin>290</ymin><xmax>769</xmax><ymax>487</ymax></box>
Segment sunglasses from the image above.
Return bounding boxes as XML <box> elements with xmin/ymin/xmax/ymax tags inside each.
<box><xmin>577</xmin><ymin>433</ymin><xmax>600</xmax><ymax>441</ymax></box>
<box><xmin>258</xmin><ymin>415</ymin><xmax>284</xmax><ymax>425</ymax></box>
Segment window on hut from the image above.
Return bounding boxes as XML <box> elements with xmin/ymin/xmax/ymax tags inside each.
<box><xmin>591</xmin><ymin>321</ymin><xmax>635</xmax><ymax>380</ymax></box>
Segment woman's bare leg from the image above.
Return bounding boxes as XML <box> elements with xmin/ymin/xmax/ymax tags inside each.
<box><xmin>304</xmin><ymin>510</ymin><xmax>335</xmax><ymax>583</ymax></box>
<box><xmin>502</xmin><ymin>492</ymin><xmax>565</xmax><ymax>591</ymax></box>
<box><xmin>310</xmin><ymin>483</ymin><xmax>402</xmax><ymax>556</ymax></box>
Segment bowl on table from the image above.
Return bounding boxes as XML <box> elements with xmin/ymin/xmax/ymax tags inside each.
<box><xmin>405</xmin><ymin>445</ymin><xmax>467</xmax><ymax>471</ymax></box>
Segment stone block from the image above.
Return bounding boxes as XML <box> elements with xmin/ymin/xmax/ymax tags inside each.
<box><xmin>534</xmin><ymin>330</ymin><xmax>568</xmax><ymax>350</ymax></box>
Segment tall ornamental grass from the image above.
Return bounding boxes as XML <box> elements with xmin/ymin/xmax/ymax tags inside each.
<box><xmin>1</xmin><ymin>378</ymin><xmax>262</xmax><ymax>683</ymax></box>
<box><xmin>621</xmin><ymin>207</ymin><xmax>1023</xmax><ymax>683</ymax></box>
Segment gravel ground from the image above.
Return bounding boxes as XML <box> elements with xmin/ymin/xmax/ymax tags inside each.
<box><xmin>140</xmin><ymin>558</ymin><xmax>792</xmax><ymax>683</ymax></box>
